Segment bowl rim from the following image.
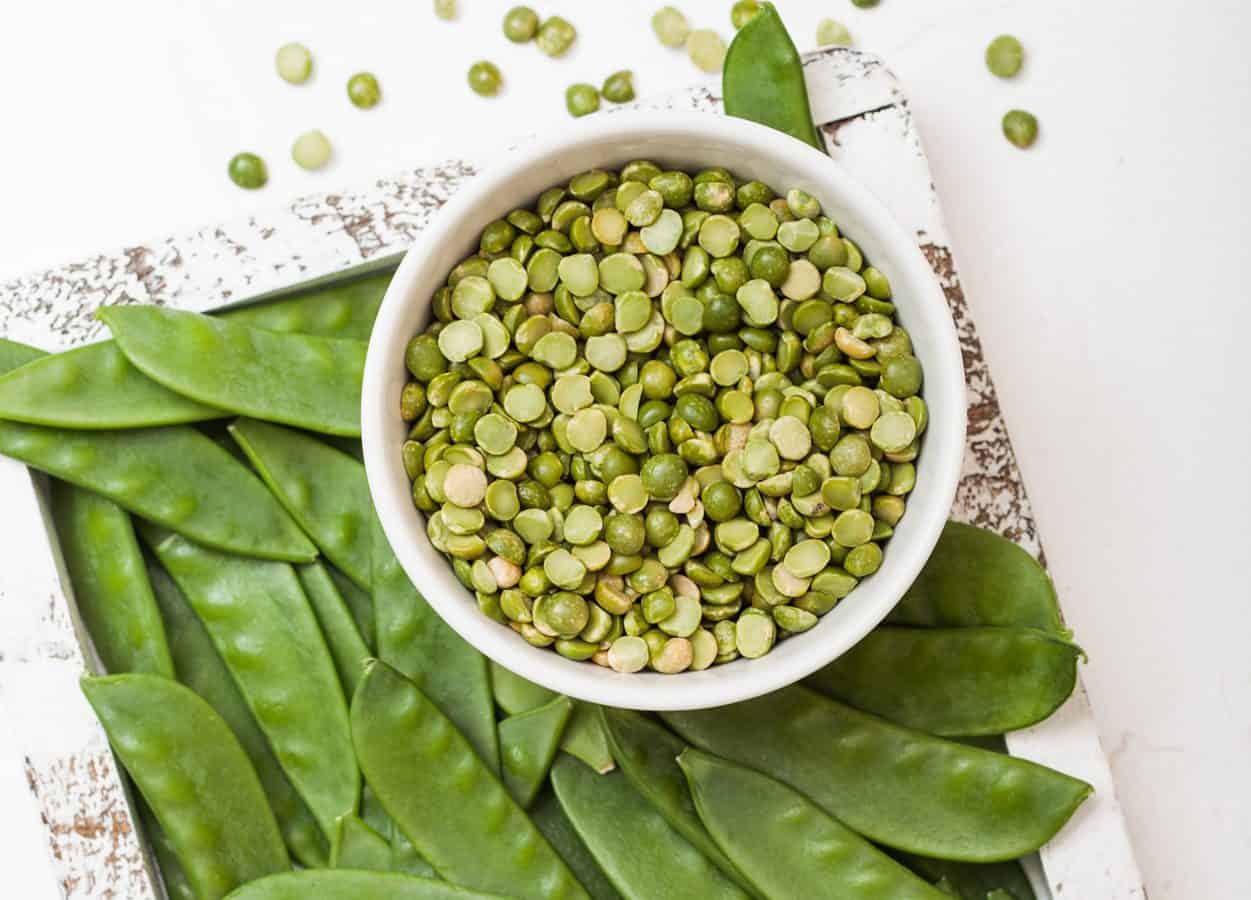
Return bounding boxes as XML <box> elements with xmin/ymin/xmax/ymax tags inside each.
<box><xmin>362</xmin><ymin>110</ymin><xmax>966</xmax><ymax>711</ymax></box>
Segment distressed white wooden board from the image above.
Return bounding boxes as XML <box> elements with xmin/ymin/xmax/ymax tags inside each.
<box><xmin>0</xmin><ymin>47</ymin><xmax>1144</xmax><ymax>898</ymax></box>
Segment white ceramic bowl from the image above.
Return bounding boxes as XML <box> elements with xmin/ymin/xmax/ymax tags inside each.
<box><xmin>363</xmin><ymin>111</ymin><xmax>965</xmax><ymax>711</ymax></box>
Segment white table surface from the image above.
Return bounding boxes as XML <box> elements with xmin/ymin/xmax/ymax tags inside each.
<box><xmin>1</xmin><ymin>1</ymin><xmax>1248</xmax><ymax>897</ymax></box>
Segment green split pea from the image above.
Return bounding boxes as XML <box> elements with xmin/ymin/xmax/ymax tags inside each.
<box><xmin>399</xmin><ymin>159</ymin><xmax>927</xmax><ymax>673</ymax></box>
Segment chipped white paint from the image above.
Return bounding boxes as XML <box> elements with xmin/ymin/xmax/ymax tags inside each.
<box><xmin>0</xmin><ymin>48</ymin><xmax>1143</xmax><ymax>899</ymax></box>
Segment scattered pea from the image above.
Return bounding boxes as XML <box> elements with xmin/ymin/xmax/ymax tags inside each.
<box><xmin>816</xmin><ymin>18</ymin><xmax>852</xmax><ymax>47</ymax></box>
<box><xmin>469</xmin><ymin>61</ymin><xmax>503</xmax><ymax>97</ymax></box>
<box><xmin>503</xmin><ymin>6</ymin><xmax>540</xmax><ymax>43</ymax></box>
<box><xmin>601</xmin><ymin>70</ymin><xmax>636</xmax><ymax>104</ymax></box>
<box><xmin>566</xmin><ymin>83</ymin><xmax>600</xmax><ymax>118</ymax></box>
<box><xmin>986</xmin><ymin>35</ymin><xmax>1024</xmax><ymax>78</ymax></box>
<box><xmin>1003</xmin><ymin>110</ymin><xmax>1039</xmax><ymax>149</ymax></box>
<box><xmin>731</xmin><ymin>1</ymin><xmax>762</xmax><ymax>29</ymax></box>
<box><xmin>275</xmin><ymin>42</ymin><xmax>312</xmax><ymax>84</ymax></box>
<box><xmin>687</xmin><ymin>30</ymin><xmax>727</xmax><ymax>73</ymax></box>
<box><xmin>536</xmin><ymin>16</ymin><xmax>577</xmax><ymax>58</ymax></box>
<box><xmin>347</xmin><ymin>72</ymin><xmax>381</xmax><ymax>109</ymax></box>
<box><xmin>434</xmin><ymin>0</ymin><xmax>457</xmax><ymax>20</ymax></box>
<box><xmin>652</xmin><ymin>6</ymin><xmax>691</xmax><ymax>48</ymax></box>
<box><xmin>227</xmin><ymin>152</ymin><xmax>267</xmax><ymax>190</ymax></box>
<box><xmin>291</xmin><ymin>130</ymin><xmax>332</xmax><ymax>171</ymax></box>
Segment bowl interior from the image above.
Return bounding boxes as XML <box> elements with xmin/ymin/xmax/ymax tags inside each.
<box><xmin>363</xmin><ymin>112</ymin><xmax>965</xmax><ymax>711</ymax></box>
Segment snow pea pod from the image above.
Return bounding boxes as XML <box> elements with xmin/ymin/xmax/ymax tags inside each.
<box><xmin>221</xmin><ymin>270</ymin><xmax>391</xmax><ymax>340</ymax></box>
<box><xmin>490</xmin><ymin>661</ymin><xmax>614</xmax><ymax>773</ymax></box>
<box><xmin>81</xmin><ymin>674</ymin><xmax>289</xmax><ymax>900</ymax></box>
<box><xmin>722</xmin><ymin>3</ymin><xmax>825</xmax><ymax>152</ymax></box>
<box><xmin>100</xmin><ymin>306</ymin><xmax>366</xmax><ymax>436</ymax></box>
<box><xmin>350</xmin><ymin>660</ymin><xmax>588</xmax><ymax>900</ymax></box>
<box><xmin>531</xmin><ymin>789</ymin><xmax>623</xmax><ymax>900</ymax></box>
<box><xmin>223</xmin><ymin>871</ymin><xmax>506</xmax><ymax>900</ymax></box>
<box><xmin>888</xmin><ymin>850</ymin><xmax>1037</xmax><ymax>900</ymax></box>
<box><xmin>373</xmin><ymin>519</ymin><xmax>498</xmax><ymax>771</ymax></box>
<box><xmin>330</xmin><ymin>814</ymin><xmax>393</xmax><ymax>870</ymax></box>
<box><xmin>0</xmin><ymin>341</ymin><xmax>222</xmax><ymax>429</ymax></box>
<box><xmin>889</xmin><ymin>522</ymin><xmax>1067</xmax><ymax>635</ymax></box>
<box><xmin>551</xmin><ymin>755</ymin><xmax>749</xmax><ymax>900</ymax></box>
<box><xmin>0</xmin><ymin>337</ymin><xmax>48</xmax><ymax>372</ymax></box>
<box><xmin>662</xmin><ymin>685</ymin><xmax>1092</xmax><ymax>863</ymax></box>
<box><xmin>599</xmin><ymin>708</ymin><xmax>757</xmax><ymax>896</ymax></box>
<box><xmin>147</xmin><ymin>555</ymin><xmax>328</xmax><ymax>868</ymax></box>
<box><xmin>0</xmin><ymin>422</ymin><xmax>315</xmax><ymax>561</ymax></box>
<box><xmin>499</xmin><ymin>696</ymin><xmax>573</xmax><ymax>808</ymax></box>
<box><xmin>806</xmin><ymin>626</ymin><xmax>1080</xmax><ymax>736</ymax></box>
<box><xmin>144</xmin><ymin>525</ymin><xmax>358</xmax><ymax>840</ymax></box>
<box><xmin>231</xmin><ymin>418</ymin><xmax>373</xmax><ymax>588</ymax></box>
<box><xmin>297</xmin><ymin>562</ymin><xmax>371</xmax><ymax>696</ymax></box>
<box><xmin>680</xmin><ymin>748</ymin><xmax>947</xmax><ymax>900</ymax></box>
<box><xmin>51</xmin><ymin>482</ymin><xmax>173</xmax><ymax>677</ymax></box>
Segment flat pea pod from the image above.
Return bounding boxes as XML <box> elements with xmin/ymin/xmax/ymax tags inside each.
<box><xmin>679</xmin><ymin>748</ymin><xmax>947</xmax><ymax>899</ymax></box>
<box><xmin>551</xmin><ymin>755</ymin><xmax>749</xmax><ymax>900</ymax></box>
<box><xmin>807</xmin><ymin>626</ymin><xmax>1080</xmax><ymax>736</ymax></box>
<box><xmin>489</xmin><ymin>661</ymin><xmax>614</xmax><ymax>773</ymax></box>
<box><xmin>297</xmin><ymin>562</ymin><xmax>371</xmax><ymax>696</ymax></box>
<box><xmin>599</xmin><ymin>708</ymin><xmax>757</xmax><ymax>896</ymax></box>
<box><xmin>0</xmin><ymin>422</ymin><xmax>316</xmax><ymax>562</ymax></box>
<box><xmin>147</xmin><ymin>556</ymin><xmax>329</xmax><ymax>867</ymax></box>
<box><xmin>329</xmin><ymin>565</ymin><xmax>376</xmax><ymax>650</ymax></box>
<box><xmin>231</xmin><ymin>418</ymin><xmax>374</xmax><ymax>589</ymax></box>
<box><xmin>373</xmin><ymin>519</ymin><xmax>498</xmax><ymax>772</ymax></box>
<box><xmin>722</xmin><ymin>3</ymin><xmax>824</xmax><ymax>152</ymax></box>
<box><xmin>330</xmin><ymin>814</ymin><xmax>393</xmax><ymax>870</ymax></box>
<box><xmin>889</xmin><ymin>521</ymin><xmax>1067</xmax><ymax>635</ymax></box>
<box><xmin>0</xmin><ymin>341</ymin><xmax>223</xmax><ymax>429</ymax></box>
<box><xmin>350</xmin><ymin>661</ymin><xmax>588</xmax><ymax>899</ymax></box>
<box><xmin>500</xmin><ymin>696</ymin><xmax>573</xmax><ymax>808</ymax></box>
<box><xmin>100</xmin><ymin>305</ymin><xmax>366</xmax><ymax>436</ymax></box>
<box><xmin>0</xmin><ymin>337</ymin><xmax>47</xmax><ymax>372</ymax></box>
<box><xmin>81</xmin><ymin>674</ymin><xmax>289</xmax><ymax>900</ymax></box>
<box><xmin>888</xmin><ymin>850</ymin><xmax>1037</xmax><ymax>900</ymax></box>
<box><xmin>662</xmin><ymin>685</ymin><xmax>1092</xmax><ymax>862</ymax></box>
<box><xmin>223</xmin><ymin>870</ymin><xmax>506</xmax><ymax>900</ymax></box>
<box><xmin>531</xmin><ymin>789</ymin><xmax>623</xmax><ymax>900</ymax></box>
<box><xmin>144</xmin><ymin>525</ymin><xmax>358</xmax><ymax>840</ymax></box>
<box><xmin>221</xmin><ymin>270</ymin><xmax>391</xmax><ymax>340</ymax></box>
<box><xmin>51</xmin><ymin>481</ymin><xmax>174</xmax><ymax>677</ymax></box>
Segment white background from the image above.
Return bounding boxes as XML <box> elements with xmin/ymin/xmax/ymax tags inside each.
<box><xmin>1</xmin><ymin>1</ymin><xmax>1248</xmax><ymax>897</ymax></box>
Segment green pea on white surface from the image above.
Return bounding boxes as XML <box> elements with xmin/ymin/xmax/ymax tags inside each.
<box><xmin>399</xmin><ymin>161</ymin><xmax>927</xmax><ymax>674</ymax></box>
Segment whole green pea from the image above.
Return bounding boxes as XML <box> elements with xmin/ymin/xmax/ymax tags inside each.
<box><xmin>347</xmin><ymin>72</ymin><xmax>382</xmax><ymax>108</ymax></box>
<box><xmin>1002</xmin><ymin>110</ymin><xmax>1039</xmax><ymax>149</ymax></box>
<box><xmin>469</xmin><ymin>61</ymin><xmax>504</xmax><ymax>97</ymax></box>
<box><xmin>701</xmin><ymin>482</ymin><xmax>742</xmax><ymax>522</ymax></box>
<box><xmin>565</xmin><ymin>83</ymin><xmax>600</xmax><ymax>118</ymax></box>
<box><xmin>602</xmin><ymin>70</ymin><xmax>636</xmax><ymax>104</ymax></box>
<box><xmin>641</xmin><ymin>453</ymin><xmax>688</xmax><ymax>501</ymax></box>
<box><xmin>503</xmin><ymin>5</ymin><xmax>540</xmax><ymax>42</ymax></box>
<box><xmin>227</xmin><ymin>152</ymin><xmax>267</xmax><ymax>189</ymax></box>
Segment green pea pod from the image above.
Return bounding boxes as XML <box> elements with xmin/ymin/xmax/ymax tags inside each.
<box><xmin>146</xmin><ymin>553</ymin><xmax>330</xmax><ymax>867</ymax></box>
<box><xmin>0</xmin><ymin>342</ymin><xmax>222</xmax><ymax>429</ymax></box>
<box><xmin>806</xmin><ymin>626</ymin><xmax>1080</xmax><ymax>736</ymax></box>
<box><xmin>330</xmin><ymin>815</ymin><xmax>393</xmax><ymax>870</ymax></box>
<box><xmin>138</xmin><ymin>800</ymin><xmax>196</xmax><ymax>900</ymax></box>
<box><xmin>722</xmin><ymin>3</ymin><xmax>825</xmax><ymax>152</ymax></box>
<box><xmin>329</xmin><ymin>565</ymin><xmax>376</xmax><ymax>650</ymax></box>
<box><xmin>889</xmin><ymin>522</ymin><xmax>1067</xmax><ymax>635</ymax></box>
<box><xmin>221</xmin><ymin>270</ymin><xmax>391</xmax><ymax>340</ymax></box>
<box><xmin>888</xmin><ymin>850</ymin><xmax>1037</xmax><ymax>900</ymax></box>
<box><xmin>349</xmin><ymin>661</ymin><xmax>587</xmax><ymax>900</ymax></box>
<box><xmin>81</xmin><ymin>674</ymin><xmax>289</xmax><ymax>900</ymax></box>
<box><xmin>551</xmin><ymin>755</ymin><xmax>749</xmax><ymax>900</ymax></box>
<box><xmin>0</xmin><ymin>422</ymin><xmax>316</xmax><ymax>562</ymax></box>
<box><xmin>222</xmin><ymin>870</ymin><xmax>507</xmax><ymax>900</ymax></box>
<box><xmin>499</xmin><ymin>696</ymin><xmax>573</xmax><ymax>808</ymax></box>
<box><xmin>0</xmin><ymin>337</ymin><xmax>48</xmax><ymax>373</ymax></box>
<box><xmin>297</xmin><ymin>562</ymin><xmax>371</xmax><ymax>696</ymax></box>
<box><xmin>100</xmin><ymin>306</ymin><xmax>366</xmax><ymax>437</ymax></box>
<box><xmin>144</xmin><ymin>525</ymin><xmax>359</xmax><ymax>841</ymax></box>
<box><xmin>230</xmin><ymin>419</ymin><xmax>374</xmax><ymax>589</ymax></box>
<box><xmin>662</xmin><ymin>686</ymin><xmax>1092</xmax><ymax>863</ymax></box>
<box><xmin>373</xmin><ymin>519</ymin><xmax>499</xmax><ymax>772</ymax></box>
<box><xmin>599</xmin><ymin>708</ymin><xmax>758</xmax><ymax>897</ymax></box>
<box><xmin>679</xmin><ymin>748</ymin><xmax>947</xmax><ymax>899</ymax></box>
<box><xmin>51</xmin><ymin>482</ymin><xmax>174</xmax><ymax>677</ymax></box>
<box><xmin>531</xmin><ymin>789</ymin><xmax>623</xmax><ymax>900</ymax></box>
<box><xmin>0</xmin><ymin>272</ymin><xmax>387</xmax><ymax>430</ymax></box>
<box><xmin>490</xmin><ymin>661</ymin><xmax>614</xmax><ymax>773</ymax></box>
